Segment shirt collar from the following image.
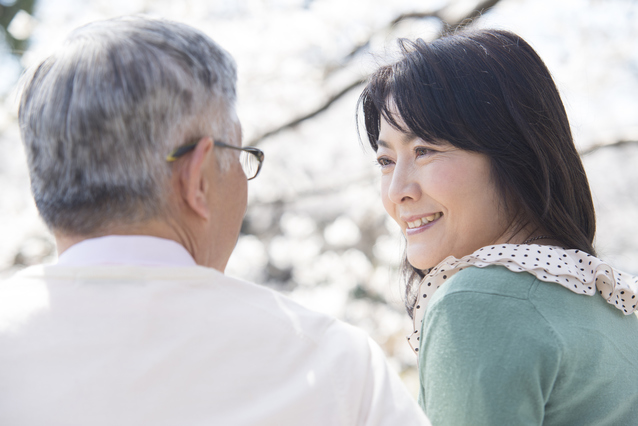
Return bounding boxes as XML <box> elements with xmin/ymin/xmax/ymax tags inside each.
<box><xmin>56</xmin><ymin>235</ymin><xmax>197</xmax><ymax>267</ymax></box>
<box><xmin>408</xmin><ymin>243</ymin><xmax>638</xmax><ymax>354</ymax></box>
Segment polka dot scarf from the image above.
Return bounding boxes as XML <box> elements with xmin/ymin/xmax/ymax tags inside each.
<box><xmin>407</xmin><ymin>244</ymin><xmax>638</xmax><ymax>355</ymax></box>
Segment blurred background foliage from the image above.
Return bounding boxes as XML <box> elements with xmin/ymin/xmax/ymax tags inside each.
<box><xmin>0</xmin><ymin>0</ymin><xmax>636</xmax><ymax>395</ymax></box>
<box><xmin>0</xmin><ymin>0</ymin><xmax>36</xmax><ymax>56</ymax></box>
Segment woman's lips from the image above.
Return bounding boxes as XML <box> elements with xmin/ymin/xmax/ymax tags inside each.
<box><xmin>405</xmin><ymin>212</ymin><xmax>443</xmax><ymax>236</ymax></box>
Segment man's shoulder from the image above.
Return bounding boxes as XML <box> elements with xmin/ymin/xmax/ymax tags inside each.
<box><xmin>0</xmin><ymin>267</ymin><xmax>429</xmax><ymax>426</ymax></box>
<box><xmin>2</xmin><ymin>263</ymin><xmax>367</xmax><ymax>350</ymax></box>
<box><xmin>215</xmin><ymin>270</ymin><xmax>373</xmax><ymax>350</ymax></box>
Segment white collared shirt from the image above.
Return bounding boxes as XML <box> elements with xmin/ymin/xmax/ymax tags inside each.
<box><xmin>56</xmin><ymin>235</ymin><xmax>198</xmax><ymax>267</ymax></box>
<box><xmin>0</xmin><ymin>236</ymin><xmax>429</xmax><ymax>426</ymax></box>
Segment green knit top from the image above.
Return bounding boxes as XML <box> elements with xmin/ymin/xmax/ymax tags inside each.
<box><xmin>418</xmin><ymin>265</ymin><xmax>638</xmax><ymax>425</ymax></box>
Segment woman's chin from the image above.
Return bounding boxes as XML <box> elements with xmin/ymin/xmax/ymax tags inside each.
<box><xmin>407</xmin><ymin>253</ymin><xmax>443</xmax><ymax>271</ymax></box>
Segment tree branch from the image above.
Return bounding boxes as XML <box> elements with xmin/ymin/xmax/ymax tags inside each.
<box><xmin>248</xmin><ymin>171</ymin><xmax>377</xmax><ymax>209</ymax></box>
<box><xmin>445</xmin><ymin>0</ymin><xmax>503</xmax><ymax>31</ymax></box>
<box><xmin>340</xmin><ymin>8</ymin><xmax>445</xmax><ymax>62</ymax></box>
<box><xmin>247</xmin><ymin>78</ymin><xmax>366</xmax><ymax>146</ymax></box>
<box><xmin>579</xmin><ymin>140</ymin><xmax>638</xmax><ymax>156</ymax></box>
<box><xmin>390</xmin><ymin>10</ymin><xmax>443</xmax><ymax>26</ymax></box>
<box><xmin>338</xmin><ymin>0</ymin><xmax>502</xmax><ymax>72</ymax></box>
<box><xmin>247</xmin><ymin>0</ymin><xmax>504</xmax><ymax>146</ymax></box>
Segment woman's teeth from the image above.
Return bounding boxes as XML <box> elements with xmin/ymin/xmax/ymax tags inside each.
<box><xmin>406</xmin><ymin>212</ymin><xmax>442</xmax><ymax>229</ymax></box>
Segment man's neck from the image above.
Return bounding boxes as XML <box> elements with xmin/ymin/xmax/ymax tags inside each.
<box><xmin>54</xmin><ymin>220</ymin><xmax>183</xmax><ymax>256</ymax></box>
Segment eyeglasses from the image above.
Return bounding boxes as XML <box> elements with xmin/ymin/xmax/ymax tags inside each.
<box><xmin>166</xmin><ymin>140</ymin><xmax>264</xmax><ymax>180</ymax></box>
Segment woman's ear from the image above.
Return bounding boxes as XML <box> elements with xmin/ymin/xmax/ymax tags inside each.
<box><xmin>178</xmin><ymin>137</ymin><xmax>214</xmax><ymax>220</ymax></box>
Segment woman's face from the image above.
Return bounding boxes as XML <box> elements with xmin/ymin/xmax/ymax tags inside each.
<box><xmin>377</xmin><ymin>114</ymin><xmax>512</xmax><ymax>270</ymax></box>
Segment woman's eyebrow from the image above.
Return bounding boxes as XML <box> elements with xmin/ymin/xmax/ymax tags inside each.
<box><xmin>377</xmin><ymin>133</ymin><xmax>419</xmax><ymax>148</ymax></box>
<box><xmin>377</xmin><ymin>139</ymin><xmax>389</xmax><ymax>148</ymax></box>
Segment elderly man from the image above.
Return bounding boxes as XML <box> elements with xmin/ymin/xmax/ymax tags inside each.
<box><xmin>0</xmin><ymin>16</ymin><xmax>429</xmax><ymax>426</ymax></box>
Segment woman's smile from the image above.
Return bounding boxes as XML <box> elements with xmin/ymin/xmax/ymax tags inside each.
<box><xmin>377</xmin><ymin>113</ymin><xmax>511</xmax><ymax>270</ymax></box>
<box><xmin>404</xmin><ymin>212</ymin><xmax>443</xmax><ymax>235</ymax></box>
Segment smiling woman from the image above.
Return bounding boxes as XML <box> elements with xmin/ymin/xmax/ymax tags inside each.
<box><xmin>358</xmin><ymin>29</ymin><xmax>638</xmax><ymax>425</ymax></box>
<box><xmin>360</xmin><ymin>29</ymin><xmax>596</xmax><ymax>312</ymax></box>
<box><xmin>376</xmin><ymin>116</ymin><xmax>508</xmax><ymax>271</ymax></box>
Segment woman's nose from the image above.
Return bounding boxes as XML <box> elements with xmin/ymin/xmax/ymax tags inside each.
<box><xmin>387</xmin><ymin>161</ymin><xmax>421</xmax><ymax>204</ymax></box>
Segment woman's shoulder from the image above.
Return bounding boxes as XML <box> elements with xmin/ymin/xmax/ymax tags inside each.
<box><xmin>430</xmin><ymin>264</ymin><xmax>599</xmax><ymax>315</ymax></box>
<box><xmin>424</xmin><ymin>265</ymin><xmax>566</xmax><ymax>356</ymax></box>
<box><xmin>422</xmin><ymin>265</ymin><xmax>564</xmax><ymax>362</ymax></box>
<box><xmin>430</xmin><ymin>263</ymin><xmax>638</xmax><ymax>334</ymax></box>
<box><xmin>434</xmin><ymin>264</ymin><xmax>538</xmax><ymax>301</ymax></box>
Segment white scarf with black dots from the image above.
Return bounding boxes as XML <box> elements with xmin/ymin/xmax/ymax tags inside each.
<box><xmin>407</xmin><ymin>244</ymin><xmax>638</xmax><ymax>355</ymax></box>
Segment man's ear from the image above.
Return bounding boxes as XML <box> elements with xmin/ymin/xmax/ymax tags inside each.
<box><xmin>178</xmin><ymin>137</ymin><xmax>214</xmax><ymax>220</ymax></box>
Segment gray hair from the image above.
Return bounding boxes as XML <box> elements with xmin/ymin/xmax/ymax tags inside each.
<box><xmin>19</xmin><ymin>15</ymin><xmax>238</xmax><ymax>235</ymax></box>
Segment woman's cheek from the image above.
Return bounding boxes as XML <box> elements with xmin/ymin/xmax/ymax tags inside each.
<box><xmin>380</xmin><ymin>178</ymin><xmax>394</xmax><ymax>217</ymax></box>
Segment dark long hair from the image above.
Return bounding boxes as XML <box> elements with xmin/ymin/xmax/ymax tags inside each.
<box><xmin>358</xmin><ymin>29</ymin><xmax>596</xmax><ymax>315</ymax></box>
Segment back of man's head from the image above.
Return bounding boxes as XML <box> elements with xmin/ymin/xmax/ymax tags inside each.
<box><xmin>19</xmin><ymin>16</ymin><xmax>238</xmax><ymax>236</ymax></box>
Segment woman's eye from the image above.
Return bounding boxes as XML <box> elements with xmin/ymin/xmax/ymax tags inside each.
<box><xmin>376</xmin><ymin>157</ymin><xmax>393</xmax><ymax>167</ymax></box>
<box><xmin>415</xmin><ymin>146</ymin><xmax>437</xmax><ymax>157</ymax></box>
